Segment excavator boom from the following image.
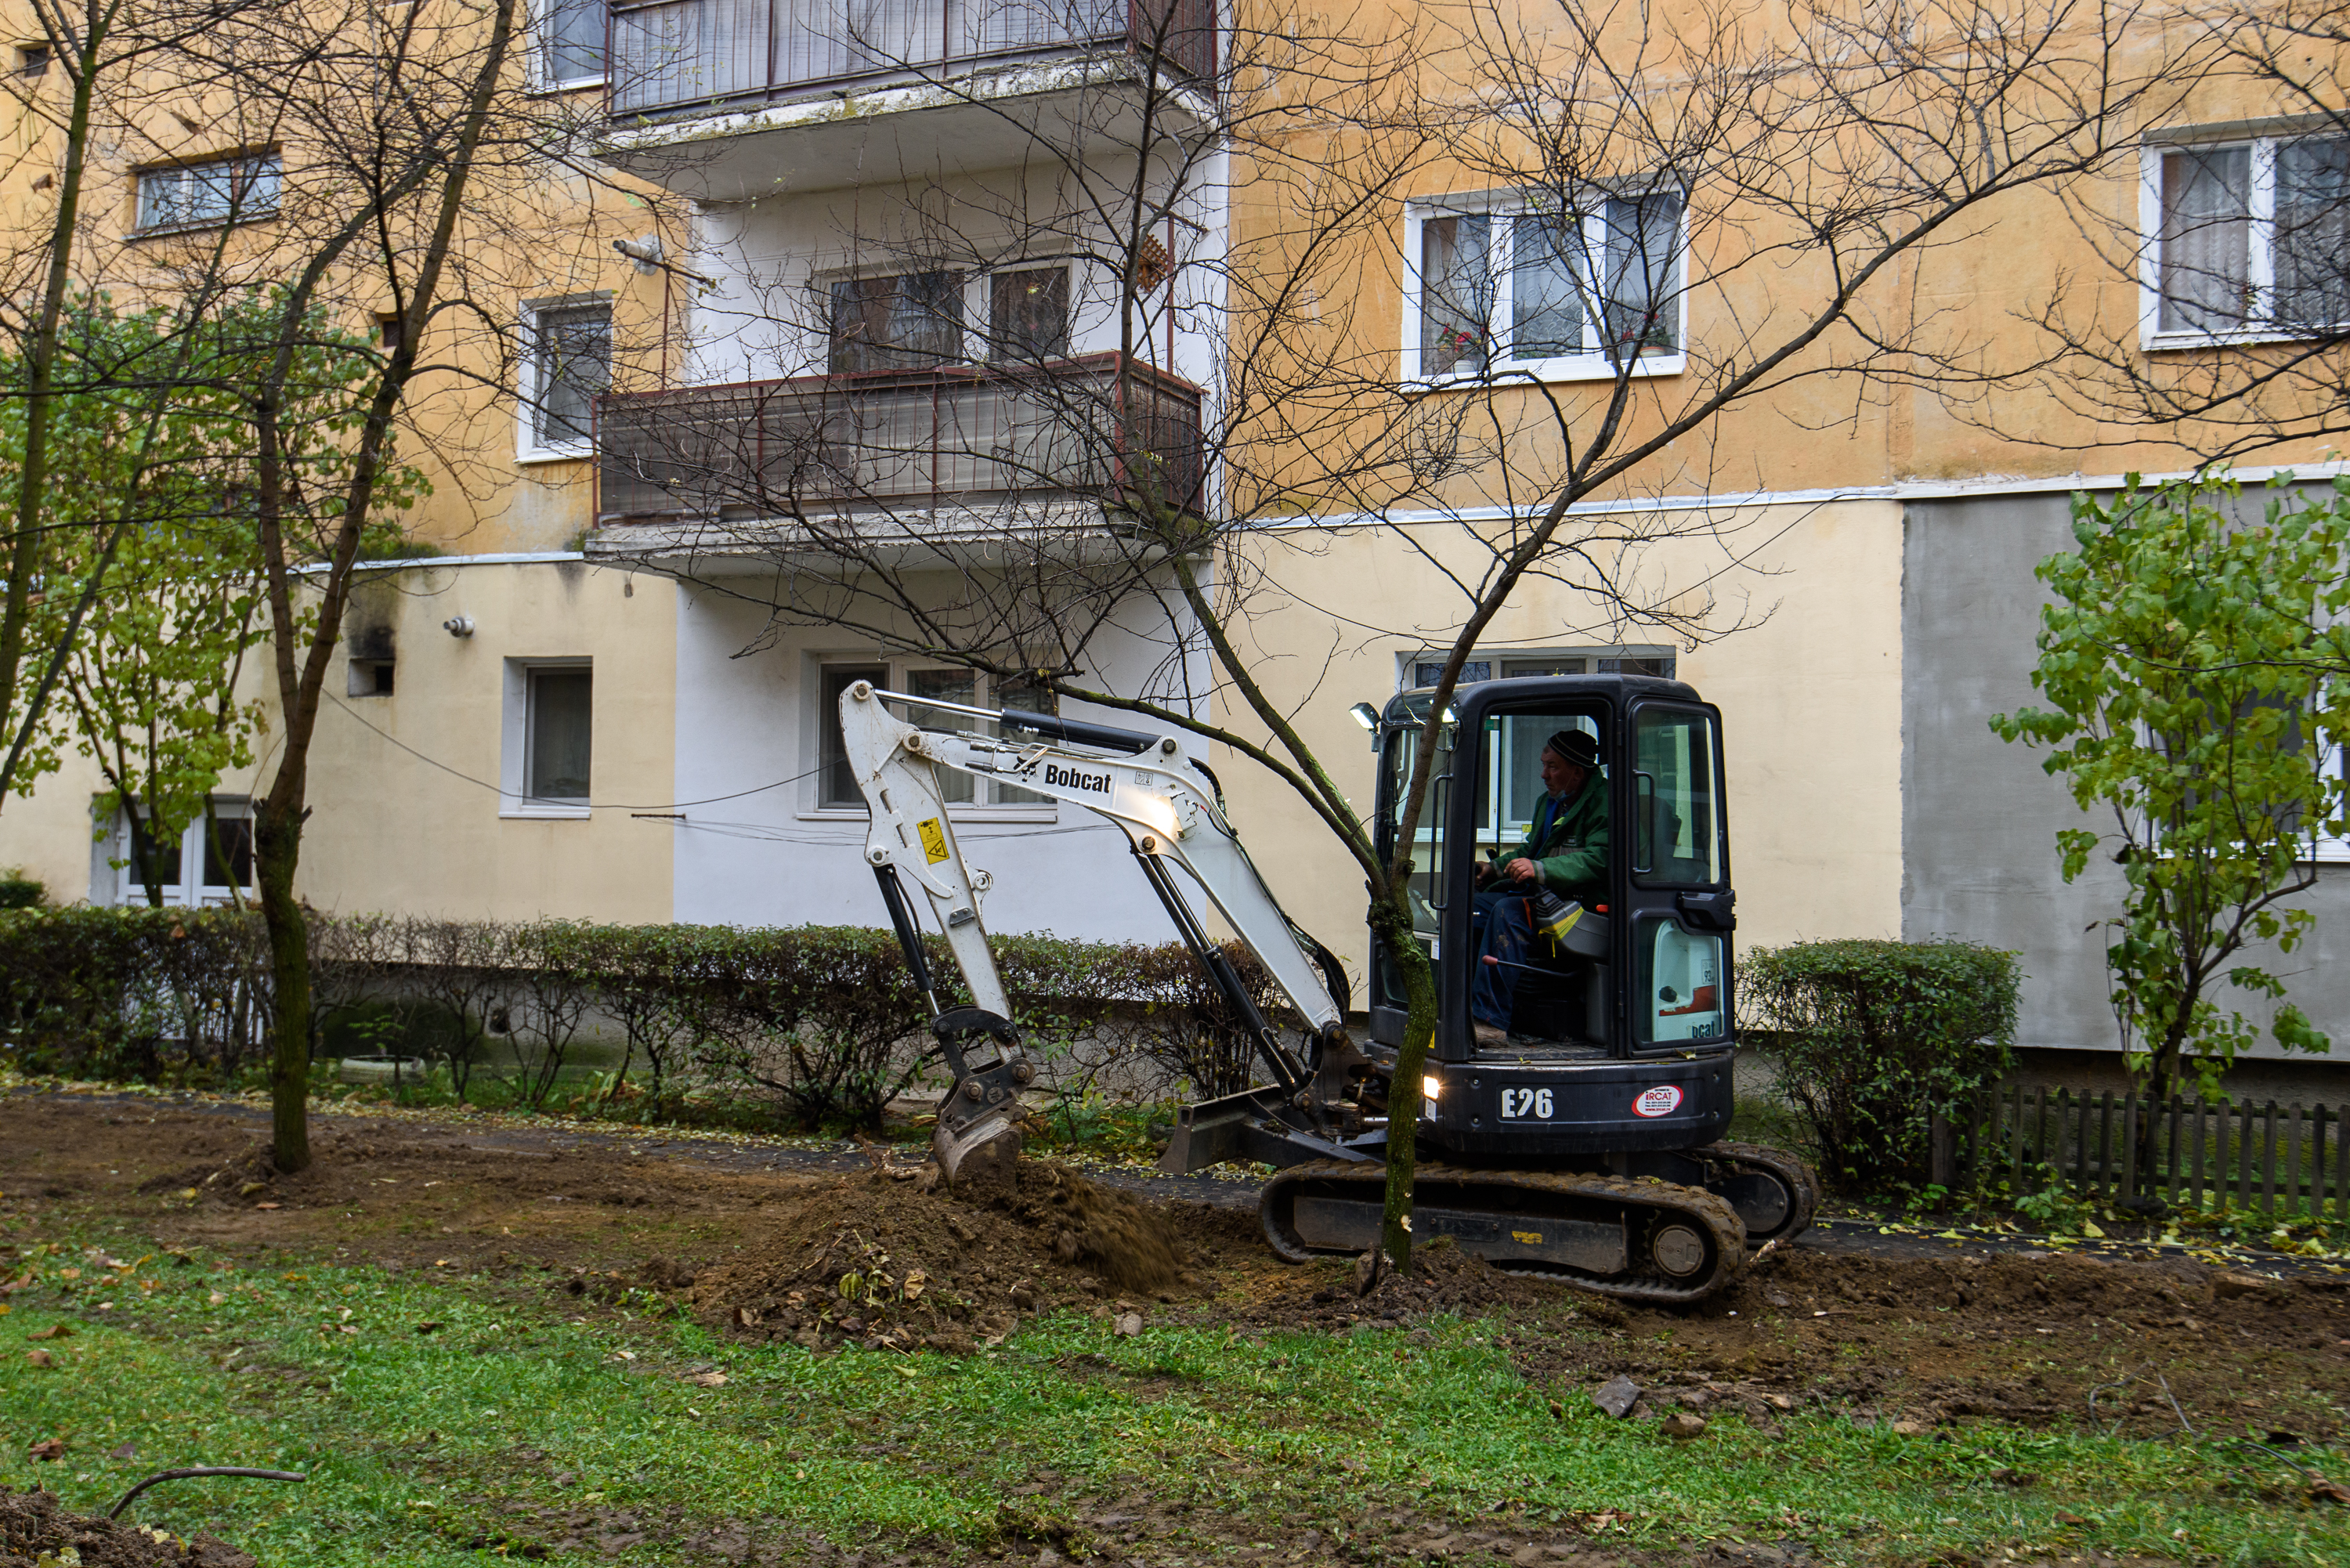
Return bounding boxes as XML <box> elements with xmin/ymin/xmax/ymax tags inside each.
<box><xmin>838</xmin><ymin>681</ymin><xmax>1360</xmax><ymax>1180</ymax></box>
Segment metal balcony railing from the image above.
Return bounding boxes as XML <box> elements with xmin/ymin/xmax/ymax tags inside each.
<box><xmin>595</xmin><ymin>353</ymin><xmax>1205</xmax><ymax>525</ymax></box>
<box><xmin>606</xmin><ymin>0</ymin><xmax>1216</xmax><ymax>119</ymax></box>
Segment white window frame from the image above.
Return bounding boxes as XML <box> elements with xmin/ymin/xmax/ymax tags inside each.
<box><xmin>2307</xmin><ymin>737</ymin><xmax>2350</xmax><ymax>862</ymax></box>
<box><xmin>2138</xmin><ymin>128</ymin><xmax>2350</xmax><ymax>350</ymax></box>
<box><xmin>103</xmin><ymin>797</ymin><xmax>255</xmax><ymax>907</ymax></box>
<box><xmin>1401</xmin><ymin>189</ymin><xmax>1689</xmax><ymax>387</ymax></box>
<box><xmin>134</xmin><ymin>152</ymin><xmax>281</xmax><ymax>235</ymax></box>
<box><xmin>804</xmin><ymin>655</ymin><xmax>1058</xmax><ymax>821</ymax></box>
<box><xmin>501</xmin><ymin>657</ymin><xmax>594</xmax><ymax>819</ymax></box>
<box><xmin>517</xmin><ymin>294</ymin><xmax>612</xmax><ymax>464</ymax></box>
<box><xmin>530</xmin><ymin>0</ymin><xmax>607</xmax><ymax>92</ymax></box>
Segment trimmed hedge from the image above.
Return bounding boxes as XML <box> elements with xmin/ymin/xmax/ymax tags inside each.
<box><xmin>0</xmin><ymin>909</ymin><xmax>1287</xmax><ymax>1129</ymax></box>
<box><xmin>1742</xmin><ymin>938</ymin><xmax>2021</xmax><ymax>1192</ymax></box>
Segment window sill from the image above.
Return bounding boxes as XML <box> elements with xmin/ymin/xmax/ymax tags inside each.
<box><xmin>1408</xmin><ymin>354</ymin><xmax>1685</xmax><ymax>391</ymax></box>
<box><xmin>130</xmin><ymin>211</ymin><xmax>280</xmax><ymax>241</ymax></box>
<box><xmin>501</xmin><ymin>802</ymin><xmax>592</xmax><ymax>820</ymax></box>
<box><xmin>516</xmin><ymin>445</ymin><xmax>595</xmax><ymax>467</ymax></box>
<box><xmin>530</xmin><ymin>75</ymin><xmax>609</xmax><ymax>99</ymax></box>
<box><xmin>795</xmin><ymin>806</ymin><xmax>1060</xmax><ymax>824</ymax></box>
<box><xmin>2142</xmin><ymin>327</ymin><xmax>2337</xmax><ymax>352</ymax></box>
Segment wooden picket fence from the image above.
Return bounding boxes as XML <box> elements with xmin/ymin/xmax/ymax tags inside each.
<box><xmin>1950</xmin><ymin>1083</ymin><xmax>2350</xmax><ymax>1218</ymax></box>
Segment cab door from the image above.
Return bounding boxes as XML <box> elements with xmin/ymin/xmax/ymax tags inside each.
<box><xmin>1622</xmin><ymin>703</ymin><xmax>1734</xmax><ymax>1057</ymax></box>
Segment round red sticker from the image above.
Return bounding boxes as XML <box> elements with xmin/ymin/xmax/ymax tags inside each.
<box><xmin>1633</xmin><ymin>1086</ymin><xmax>1683</xmax><ymax>1118</ymax></box>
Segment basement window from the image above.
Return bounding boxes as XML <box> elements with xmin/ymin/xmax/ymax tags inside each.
<box><xmin>348</xmin><ymin>658</ymin><xmax>394</xmax><ymax>697</ymax></box>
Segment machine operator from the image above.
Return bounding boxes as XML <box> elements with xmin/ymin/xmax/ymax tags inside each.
<box><xmin>1470</xmin><ymin>728</ymin><xmax>1609</xmax><ymax>1043</ymax></box>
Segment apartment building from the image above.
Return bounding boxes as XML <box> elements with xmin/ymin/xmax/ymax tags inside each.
<box><xmin>5</xmin><ymin>0</ymin><xmax>2347</xmax><ymax>1079</ymax></box>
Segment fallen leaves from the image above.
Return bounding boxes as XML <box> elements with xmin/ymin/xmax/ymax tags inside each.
<box><xmin>24</xmin><ymin>1349</ymin><xmax>53</xmax><ymax>1367</ymax></box>
<box><xmin>26</xmin><ymin>1324</ymin><xmax>72</xmax><ymax>1341</ymax></box>
<box><xmin>684</xmin><ymin>1370</ymin><xmax>727</xmax><ymax>1387</ymax></box>
<box><xmin>27</xmin><ymin>1438</ymin><xmax>65</xmax><ymax>1461</ymax></box>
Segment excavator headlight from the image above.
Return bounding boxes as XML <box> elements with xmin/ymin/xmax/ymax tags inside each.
<box><xmin>1422</xmin><ymin>1075</ymin><xmax>1441</xmax><ymax>1103</ymax></box>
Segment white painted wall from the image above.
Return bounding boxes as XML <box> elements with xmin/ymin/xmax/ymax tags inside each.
<box><xmin>667</xmin><ymin>570</ymin><xmax>1214</xmax><ymax>942</ymax></box>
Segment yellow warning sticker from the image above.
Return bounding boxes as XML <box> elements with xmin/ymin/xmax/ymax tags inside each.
<box><xmin>1511</xmin><ymin>1230</ymin><xmax>1542</xmax><ymax>1246</ymax></box>
<box><xmin>916</xmin><ymin>817</ymin><xmax>950</xmax><ymax>865</ymax></box>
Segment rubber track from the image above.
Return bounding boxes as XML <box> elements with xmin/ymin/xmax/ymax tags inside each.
<box><xmin>1705</xmin><ymin>1141</ymin><xmax>1820</xmax><ymax>1248</ymax></box>
<box><xmin>1260</xmin><ymin>1160</ymin><xmax>1749</xmax><ymax>1306</ymax></box>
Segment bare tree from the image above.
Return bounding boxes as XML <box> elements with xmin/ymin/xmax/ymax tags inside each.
<box><xmin>597</xmin><ymin>0</ymin><xmax>2213</xmax><ymax>1262</ymax></box>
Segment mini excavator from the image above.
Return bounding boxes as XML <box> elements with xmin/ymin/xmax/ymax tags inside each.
<box><xmin>841</xmin><ymin>672</ymin><xmax>1817</xmax><ymax>1303</ymax></box>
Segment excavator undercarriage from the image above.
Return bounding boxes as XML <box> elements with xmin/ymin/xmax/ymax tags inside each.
<box><xmin>841</xmin><ymin>674</ymin><xmax>1820</xmax><ymax>1306</ymax></box>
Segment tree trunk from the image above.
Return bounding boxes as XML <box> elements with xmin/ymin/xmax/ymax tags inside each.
<box><xmin>255</xmin><ymin>793</ymin><xmax>309</xmax><ymax>1172</ymax></box>
<box><xmin>1368</xmin><ymin>892</ymin><xmax>1437</xmax><ymax>1270</ymax></box>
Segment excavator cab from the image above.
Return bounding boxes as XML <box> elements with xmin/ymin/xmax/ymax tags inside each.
<box><xmin>1365</xmin><ymin>674</ymin><xmax>1741</xmax><ymax>1155</ymax></box>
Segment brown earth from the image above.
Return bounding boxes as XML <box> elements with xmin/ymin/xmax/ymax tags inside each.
<box><xmin>0</xmin><ymin>1484</ymin><xmax>254</xmax><ymax>1568</ymax></box>
<box><xmin>6</xmin><ymin>1091</ymin><xmax>2346</xmax><ymax>1444</ymax></box>
<box><xmin>5</xmin><ymin>1092</ymin><xmax>2349</xmax><ymax>1567</ymax></box>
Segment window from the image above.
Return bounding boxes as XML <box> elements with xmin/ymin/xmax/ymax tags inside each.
<box><xmin>827</xmin><ymin>272</ymin><xmax>964</xmax><ymax>374</ymax></box>
<box><xmin>527</xmin><ymin>667</ymin><xmax>593</xmax><ymax>801</ymax></box>
<box><xmin>18</xmin><ymin>43</ymin><xmax>49</xmax><ymax>77</ymax></box>
<box><xmin>136</xmin><ymin>153</ymin><xmax>280</xmax><ymax>233</ymax></box>
<box><xmin>1406</xmin><ymin>648</ymin><xmax>1675</xmax><ymax>689</ymax></box>
<box><xmin>502</xmin><ymin>659</ymin><xmax>592</xmax><ymax>815</ymax></box>
<box><xmin>522</xmin><ymin>300</ymin><xmax>611</xmax><ymax>454</ymax></box>
<box><xmin>348</xmin><ymin>657</ymin><xmax>394</xmax><ymax>696</ymax></box>
<box><xmin>815</xmin><ymin>660</ymin><xmax>1058</xmax><ymax>813</ymax></box>
<box><xmin>377</xmin><ymin>313</ymin><xmax>403</xmax><ymax>354</ymax></box>
<box><xmin>537</xmin><ymin>0</ymin><xmax>606</xmax><ymax>87</ymax></box>
<box><xmin>106</xmin><ymin>799</ymin><xmax>253</xmax><ymax>907</ymax></box>
<box><xmin>1405</xmin><ymin>190</ymin><xmax>1687</xmax><ymax>381</ymax></box>
<box><xmin>989</xmin><ymin>267</ymin><xmax>1071</xmax><ymax>363</ymax></box>
<box><xmin>2146</xmin><ymin>133</ymin><xmax>2350</xmax><ymax>342</ymax></box>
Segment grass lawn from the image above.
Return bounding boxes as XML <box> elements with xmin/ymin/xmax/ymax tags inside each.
<box><xmin>4</xmin><ymin>1227</ymin><xmax>2345</xmax><ymax>1566</ymax></box>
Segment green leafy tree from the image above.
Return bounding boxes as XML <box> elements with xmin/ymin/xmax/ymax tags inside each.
<box><xmin>61</xmin><ymin>514</ymin><xmax>269</xmax><ymax>906</ymax></box>
<box><xmin>1992</xmin><ymin>474</ymin><xmax>2350</xmax><ymax>1129</ymax></box>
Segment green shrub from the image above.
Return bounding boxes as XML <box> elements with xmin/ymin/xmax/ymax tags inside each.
<box><xmin>1742</xmin><ymin>938</ymin><xmax>2021</xmax><ymax>1192</ymax></box>
<box><xmin>0</xmin><ymin>909</ymin><xmax>1286</xmax><ymax>1129</ymax></box>
<box><xmin>0</xmin><ymin>870</ymin><xmax>42</xmax><ymax>909</ymax></box>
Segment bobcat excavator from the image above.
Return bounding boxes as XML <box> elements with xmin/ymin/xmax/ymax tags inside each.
<box><xmin>839</xmin><ymin>672</ymin><xmax>1817</xmax><ymax>1304</ymax></box>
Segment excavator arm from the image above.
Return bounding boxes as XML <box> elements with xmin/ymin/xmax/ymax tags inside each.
<box><xmin>839</xmin><ymin>680</ymin><xmax>1375</xmax><ymax>1181</ymax></box>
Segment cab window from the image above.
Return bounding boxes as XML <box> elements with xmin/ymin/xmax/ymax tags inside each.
<box><xmin>1632</xmin><ymin>706</ymin><xmax>1723</xmax><ymax>887</ymax></box>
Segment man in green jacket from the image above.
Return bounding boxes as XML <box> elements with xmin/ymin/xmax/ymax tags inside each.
<box><xmin>1472</xmin><ymin>728</ymin><xmax>1608</xmax><ymax>1039</ymax></box>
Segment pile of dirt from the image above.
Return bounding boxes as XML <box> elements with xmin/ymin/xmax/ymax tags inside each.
<box><xmin>0</xmin><ymin>1487</ymin><xmax>254</xmax><ymax>1568</ymax></box>
<box><xmin>676</xmin><ymin>1158</ymin><xmax>1211</xmax><ymax>1352</ymax></box>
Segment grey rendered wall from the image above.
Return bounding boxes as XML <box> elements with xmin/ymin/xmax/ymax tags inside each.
<box><xmin>1900</xmin><ymin>491</ymin><xmax>2350</xmax><ymax>1065</ymax></box>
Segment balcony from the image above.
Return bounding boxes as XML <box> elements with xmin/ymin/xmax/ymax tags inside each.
<box><xmin>601</xmin><ymin>0</ymin><xmax>1216</xmax><ymax>197</ymax></box>
<box><xmin>592</xmin><ymin>353</ymin><xmax>1205</xmax><ymax>562</ymax></box>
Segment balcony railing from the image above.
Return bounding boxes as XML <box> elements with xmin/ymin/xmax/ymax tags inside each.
<box><xmin>595</xmin><ymin>353</ymin><xmax>1205</xmax><ymax>526</ymax></box>
<box><xmin>607</xmin><ymin>0</ymin><xmax>1216</xmax><ymax>120</ymax></box>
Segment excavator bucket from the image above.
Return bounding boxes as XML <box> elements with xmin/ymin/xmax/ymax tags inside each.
<box><xmin>932</xmin><ymin>1103</ymin><xmax>1025</xmax><ymax>1187</ymax></box>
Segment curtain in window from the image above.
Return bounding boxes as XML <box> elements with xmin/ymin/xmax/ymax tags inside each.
<box><xmin>1601</xmin><ymin>192</ymin><xmax>1682</xmax><ymax>355</ymax></box>
<box><xmin>543</xmin><ymin>0</ymin><xmax>606</xmax><ymax>82</ymax></box>
<box><xmin>534</xmin><ymin>305</ymin><xmax>612</xmax><ymax>446</ymax></box>
<box><xmin>2276</xmin><ymin>137</ymin><xmax>2350</xmax><ymax>332</ymax></box>
<box><xmin>1420</xmin><ymin>215</ymin><xmax>1491</xmax><ymax>375</ymax></box>
<box><xmin>907</xmin><ymin>668</ymin><xmax>978</xmax><ymax>804</ymax></box>
<box><xmin>528</xmin><ymin>670</ymin><xmax>594</xmax><ymax>800</ymax></box>
<box><xmin>828</xmin><ymin>273</ymin><xmax>965</xmax><ymax>373</ymax></box>
<box><xmin>989</xmin><ymin>268</ymin><xmax>1071</xmax><ymax>363</ymax></box>
<box><xmin>1511</xmin><ymin>212</ymin><xmax>1585</xmax><ymax>359</ymax></box>
<box><xmin>2158</xmin><ymin>146</ymin><xmax>2251</xmax><ymax>332</ymax></box>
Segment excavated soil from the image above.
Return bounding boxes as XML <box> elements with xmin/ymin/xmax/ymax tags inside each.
<box><xmin>0</xmin><ymin>1485</ymin><xmax>254</xmax><ymax>1568</ymax></box>
<box><xmin>8</xmin><ymin>1090</ymin><xmax>2350</xmax><ymax>1440</ymax></box>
